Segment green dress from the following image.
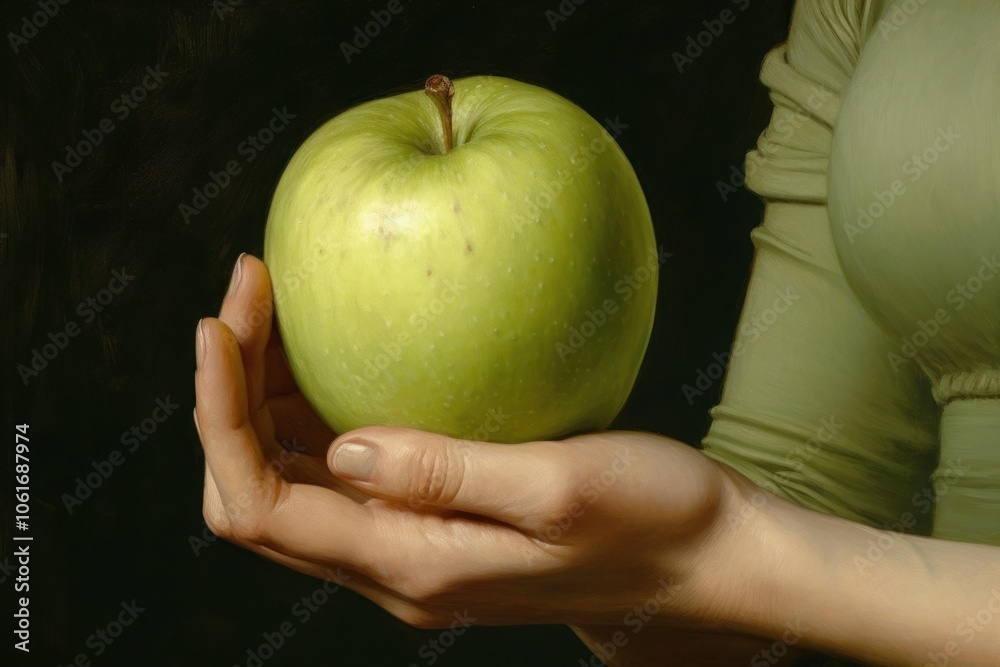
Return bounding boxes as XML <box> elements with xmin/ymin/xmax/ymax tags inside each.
<box><xmin>664</xmin><ymin>2</ymin><xmax>1000</xmax><ymax>663</ymax></box>
<box><xmin>701</xmin><ymin>0</ymin><xmax>944</xmax><ymax>537</ymax></box>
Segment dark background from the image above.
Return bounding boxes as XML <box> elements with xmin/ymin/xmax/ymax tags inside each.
<box><xmin>1</xmin><ymin>0</ymin><xmax>793</xmax><ymax>664</ymax></box>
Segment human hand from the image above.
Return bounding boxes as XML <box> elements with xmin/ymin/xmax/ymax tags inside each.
<box><xmin>194</xmin><ymin>254</ymin><xmax>744</xmax><ymax>632</ymax></box>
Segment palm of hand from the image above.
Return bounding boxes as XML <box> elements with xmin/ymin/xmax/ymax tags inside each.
<box><xmin>196</xmin><ymin>255</ymin><xmax>732</xmax><ymax>632</ymax></box>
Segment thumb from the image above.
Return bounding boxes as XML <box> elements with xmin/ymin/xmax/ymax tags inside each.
<box><xmin>326</xmin><ymin>426</ymin><xmax>575</xmax><ymax>527</ymax></box>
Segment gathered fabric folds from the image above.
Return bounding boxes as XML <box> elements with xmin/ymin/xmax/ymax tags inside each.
<box><xmin>700</xmin><ymin>0</ymin><xmax>942</xmax><ymax>532</ymax></box>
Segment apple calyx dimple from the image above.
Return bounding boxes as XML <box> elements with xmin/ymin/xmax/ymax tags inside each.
<box><xmin>424</xmin><ymin>74</ymin><xmax>455</xmax><ymax>153</ymax></box>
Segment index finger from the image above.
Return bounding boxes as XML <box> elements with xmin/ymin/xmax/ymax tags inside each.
<box><xmin>195</xmin><ymin>316</ymin><xmax>383</xmax><ymax>564</ymax></box>
<box><xmin>195</xmin><ymin>317</ymin><xmax>271</xmax><ymax>501</ymax></box>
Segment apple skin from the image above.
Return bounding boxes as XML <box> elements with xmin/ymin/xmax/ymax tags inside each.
<box><xmin>264</xmin><ymin>75</ymin><xmax>657</xmax><ymax>443</ymax></box>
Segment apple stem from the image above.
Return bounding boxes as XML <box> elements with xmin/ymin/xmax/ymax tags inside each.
<box><xmin>425</xmin><ymin>74</ymin><xmax>455</xmax><ymax>153</ymax></box>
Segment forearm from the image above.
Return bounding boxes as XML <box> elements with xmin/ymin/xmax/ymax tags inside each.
<box><xmin>708</xmin><ymin>467</ymin><xmax>1000</xmax><ymax>666</ymax></box>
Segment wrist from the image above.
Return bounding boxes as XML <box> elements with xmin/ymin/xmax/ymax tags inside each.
<box><xmin>682</xmin><ymin>463</ymin><xmax>790</xmax><ymax>636</ymax></box>
<box><xmin>691</xmin><ymin>464</ymin><xmax>952</xmax><ymax>665</ymax></box>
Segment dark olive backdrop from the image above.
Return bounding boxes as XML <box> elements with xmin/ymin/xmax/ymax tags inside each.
<box><xmin>1</xmin><ymin>0</ymin><xmax>793</xmax><ymax>665</ymax></box>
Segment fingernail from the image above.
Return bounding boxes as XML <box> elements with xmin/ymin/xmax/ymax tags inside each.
<box><xmin>196</xmin><ymin>319</ymin><xmax>207</xmax><ymax>365</ymax></box>
<box><xmin>226</xmin><ymin>253</ymin><xmax>246</xmax><ymax>297</ymax></box>
<box><xmin>331</xmin><ymin>442</ymin><xmax>377</xmax><ymax>481</ymax></box>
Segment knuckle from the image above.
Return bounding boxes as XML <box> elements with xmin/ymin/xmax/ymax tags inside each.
<box><xmin>533</xmin><ymin>470</ymin><xmax>589</xmax><ymax>540</ymax></box>
<box><xmin>391</xmin><ymin>567</ymin><xmax>452</xmax><ymax>606</ymax></box>
<box><xmin>203</xmin><ymin>509</ymin><xmax>232</xmax><ymax>540</ymax></box>
<box><xmin>543</xmin><ymin>471</ymin><xmax>586</xmax><ymax>516</ymax></box>
<box><xmin>410</xmin><ymin>446</ymin><xmax>464</xmax><ymax>507</ymax></box>
<box><xmin>226</xmin><ymin>508</ymin><xmax>269</xmax><ymax>545</ymax></box>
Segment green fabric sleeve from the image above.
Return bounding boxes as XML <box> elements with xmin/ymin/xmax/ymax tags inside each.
<box><xmin>700</xmin><ymin>0</ymin><xmax>940</xmax><ymax>533</ymax></box>
<box><xmin>826</xmin><ymin>0</ymin><xmax>1000</xmax><ymax>546</ymax></box>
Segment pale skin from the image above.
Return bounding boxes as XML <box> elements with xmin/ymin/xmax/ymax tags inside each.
<box><xmin>195</xmin><ymin>254</ymin><xmax>1000</xmax><ymax>666</ymax></box>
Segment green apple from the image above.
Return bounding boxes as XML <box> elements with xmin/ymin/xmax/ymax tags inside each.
<box><xmin>264</xmin><ymin>74</ymin><xmax>658</xmax><ymax>443</ymax></box>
